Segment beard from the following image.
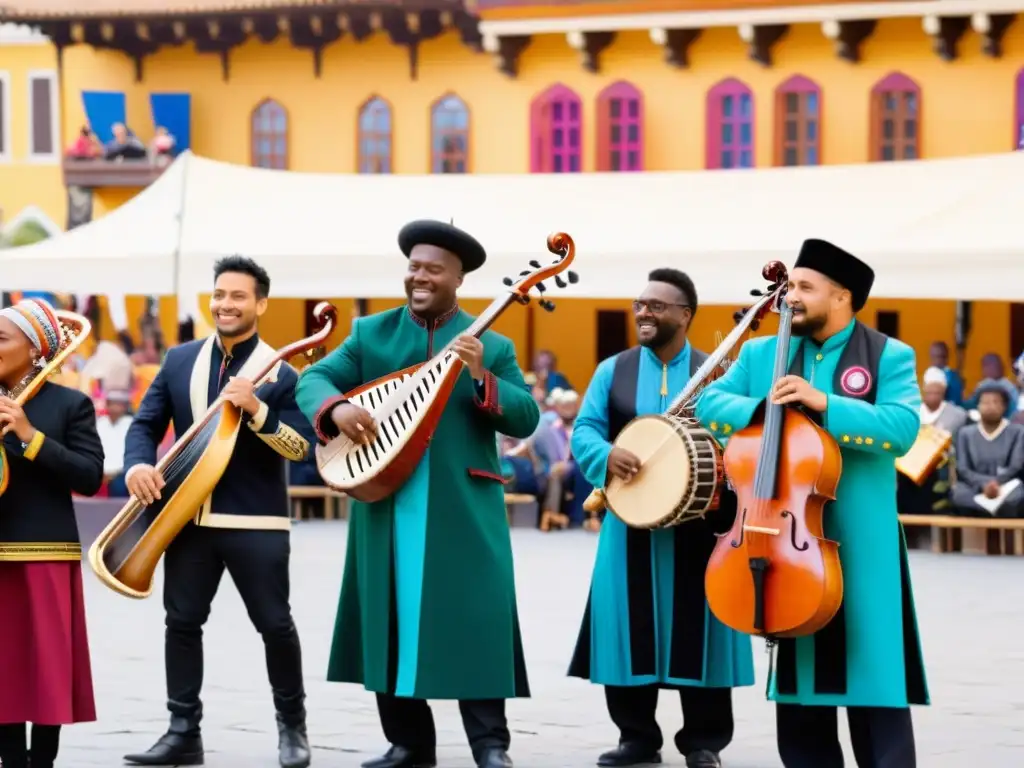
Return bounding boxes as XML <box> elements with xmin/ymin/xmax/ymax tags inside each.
<box><xmin>638</xmin><ymin>320</ymin><xmax>678</xmax><ymax>349</ymax></box>
<box><xmin>790</xmin><ymin>311</ymin><xmax>828</xmax><ymax>337</ymax></box>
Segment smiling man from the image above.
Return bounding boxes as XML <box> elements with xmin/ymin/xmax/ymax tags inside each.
<box><xmin>294</xmin><ymin>219</ymin><xmax>539</xmax><ymax>768</ymax></box>
<box><xmin>567</xmin><ymin>268</ymin><xmax>754</xmax><ymax>768</ymax></box>
<box><xmin>121</xmin><ymin>256</ymin><xmax>316</xmax><ymax>768</ymax></box>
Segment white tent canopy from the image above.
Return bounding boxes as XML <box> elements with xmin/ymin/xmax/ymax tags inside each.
<box><xmin>0</xmin><ymin>150</ymin><xmax>1019</xmax><ymax>304</ymax></box>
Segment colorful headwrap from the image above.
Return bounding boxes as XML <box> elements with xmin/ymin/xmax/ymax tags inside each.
<box><xmin>0</xmin><ymin>298</ymin><xmax>65</xmax><ymax>364</ymax></box>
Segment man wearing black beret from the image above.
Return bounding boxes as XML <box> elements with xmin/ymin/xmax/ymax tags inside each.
<box><xmin>697</xmin><ymin>238</ymin><xmax>930</xmax><ymax>767</ymax></box>
<box><xmin>295</xmin><ymin>219</ymin><xmax>540</xmax><ymax>768</ymax></box>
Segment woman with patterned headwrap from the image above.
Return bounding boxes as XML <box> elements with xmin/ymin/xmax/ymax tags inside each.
<box><xmin>0</xmin><ymin>298</ymin><xmax>105</xmax><ymax>768</ymax></box>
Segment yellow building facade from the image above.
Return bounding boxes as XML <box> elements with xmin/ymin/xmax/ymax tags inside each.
<box><xmin>0</xmin><ymin>4</ymin><xmax>1022</xmax><ymax>390</ymax></box>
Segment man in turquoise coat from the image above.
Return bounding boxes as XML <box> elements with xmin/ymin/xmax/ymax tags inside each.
<box><xmin>568</xmin><ymin>269</ymin><xmax>754</xmax><ymax>768</ymax></box>
<box><xmin>695</xmin><ymin>239</ymin><xmax>929</xmax><ymax>768</ymax></box>
<box><xmin>294</xmin><ymin>221</ymin><xmax>540</xmax><ymax>768</ymax></box>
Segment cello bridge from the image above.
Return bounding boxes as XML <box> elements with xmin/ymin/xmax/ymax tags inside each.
<box><xmin>743</xmin><ymin>525</ymin><xmax>780</xmax><ymax>535</ymax></box>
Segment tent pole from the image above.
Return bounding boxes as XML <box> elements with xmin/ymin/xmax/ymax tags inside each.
<box><xmin>172</xmin><ymin>153</ymin><xmax>193</xmax><ymax>344</ymax></box>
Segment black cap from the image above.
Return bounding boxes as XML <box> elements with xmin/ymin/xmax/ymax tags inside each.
<box><xmin>793</xmin><ymin>238</ymin><xmax>875</xmax><ymax>311</ymax></box>
<box><xmin>398</xmin><ymin>219</ymin><xmax>487</xmax><ymax>273</ymax></box>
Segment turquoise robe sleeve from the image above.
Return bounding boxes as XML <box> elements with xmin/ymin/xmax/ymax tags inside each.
<box><xmin>824</xmin><ymin>340</ymin><xmax>921</xmax><ymax>457</ymax></box>
<box><xmin>694</xmin><ymin>341</ymin><xmax>764</xmax><ymax>446</ymax></box>
<box><xmin>474</xmin><ymin>338</ymin><xmax>540</xmax><ymax>439</ymax></box>
<box><xmin>569</xmin><ymin>357</ymin><xmax>615</xmax><ymax>489</ymax></box>
<box><xmin>295</xmin><ymin>320</ymin><xmax>365</xmax><ymax>443</ymax></box>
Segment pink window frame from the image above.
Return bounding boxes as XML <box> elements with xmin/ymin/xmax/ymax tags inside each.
<box><xmin>596</xmin><ymin>81</ymin><xmax>644</xmax><ymax>172</ymax></box>
<box><xmin>529</xmin><ymin>83</ymin><xmax>582</xmax><ymax>173</ymax></box>
<box><xmin>774</xmin><ymin>74</ymin><xmax>821</xmax><ymax>166</ymax></box>
<box><xmin>869</xmin><ymin>71</ymin><xmax>921</xmax><ymax>162</ymax></box>
<box><xmin>705</xmin><ymin>78</ymin><xmax>755</xmax><ymax>170</ymax></box>
<box><xmin>1015</xmin><ymin>69</ymin><xmax>1024</xmax><ymax>149</ymax></box>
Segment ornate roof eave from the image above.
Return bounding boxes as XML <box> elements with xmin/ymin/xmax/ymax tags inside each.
<box><xmin>0</xmin><ymin>1</ymin><xmax>483</xmax><ymax>81</ymax></box>
<box><xmin>478</xmin><ymin>0</ymin><xmax>1021</xmax><ymax>71</ymax></box>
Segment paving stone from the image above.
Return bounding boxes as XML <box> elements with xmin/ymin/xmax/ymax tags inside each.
<box><xmin>60</xmin><ymin>521</ymin><xmax>1022</xmax><ymax>767</ymax></box>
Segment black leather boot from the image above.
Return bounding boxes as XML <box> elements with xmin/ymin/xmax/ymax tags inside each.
<box><xmin>361</xmin><ymin>745</ymin><xmax>437</xmax><ymax>768</ymax></box>
<box><xmin>0</xmin><ymin>723</ymin><xmax>28</xmax><ymax>768</ymax></box>
<box><xmin>29</xmin><ymin>723</ymin><xmax>61</xmax><ymax>768</ymax></box>
<box><xmin>476</xmin><ymin>746</ymin><xmax>513</xmax><ymax>768</ymax></box>
<box><xmin>123</xmin><ymin>714</ymin><xmax>204</xmax><ymax>765</ymax></box>
<box><xmin>597</xmin><ymin>742</ymin><xmax>663</xmax><ymax>767</ymax></box>
<box><xmin>276</xmin><ymin>712</ymin><xmax>311</xmax><ymax>768</ymax></box>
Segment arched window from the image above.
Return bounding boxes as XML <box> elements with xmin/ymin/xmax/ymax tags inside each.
<box><xmin>430</xmin><ymin>93</ymin><xmax>469</xmax><ymax>174</ymax></box>
<box><xmin>250</xmin><ymin>98</ymin><xmax>288</xmax><ymax>170</ymax></box>
<box><xmin>870</xmin><ymin>72</ymin><xmax>920</xmax><ymax>162</ymax></box>
<box><xmin>596</xmin><ymin>81</ymin><xmax>643</xmax><ymax>172</ymax></box>
<box><xmin>1014</xmin><ymin>69</ymin><xmax>1024</xmax><ymax>150</ymax></box>
<box><xmin>530</xmin><ymin>84</ymin><xmax>582</xmax><ymax>173</ymax></box>
<box><xmin>774</xmin><ymin>75</ymin><xmax>821</xmax><ymax>166</ymax></box>
<box><xmin>358</xmin><ymin>96</ymin><xmax>393</xmax><ymax>173</ymax></box>
<box><xmin>706</xmin><ymin>78</ymin><xmax>754</xmax><ymax>169</ymax></box>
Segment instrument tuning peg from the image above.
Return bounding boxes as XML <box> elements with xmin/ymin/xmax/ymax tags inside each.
<box><xmin>554</xmin><ymin>275</ymin><xmax>567</xmax><ymax>288</ymax></box>
<box><xmin>519</xmin><ymin>269</ymin><xmax>531</xmax><ymax>277</ymax></box>
<box><xmin>502</xmin><ymin>277</ymin><xmax>513</xmax><ymax>286</ymax></box>
<box><xmin>535</xmin><ymin>282</ymin><xmax>547</xmax><ymax>293</ymax></box>
<box><xmin>750</xmin><ymin>289</ymin><xmax>764</xmax><ymax>297</ymax></box>
<box><xmin>529</xmin><ymin>259</ymin><xmax>541</xmax><ymax>268</ymax></box>
<box><xmin>540</xmin><ymin>300</ymin><xmax>556</xmax><ymax>312</ymax></box>
<box><xmin>567</xmin><ymin>270</ymin><xmax>579</xmax><ymax>283</ymax></box>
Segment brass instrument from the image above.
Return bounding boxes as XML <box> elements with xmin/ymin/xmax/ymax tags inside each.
<box><xmin>0</xmin><ymin>310</ymin><xmax>92</xmax><ymax>496</ymax></box>
<box><xmin>88</xmin><ymin>303</ymin><xmax>338</xmax><ymax>599</ymax></box>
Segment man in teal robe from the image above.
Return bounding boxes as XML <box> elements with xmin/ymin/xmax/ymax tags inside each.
<box><xmin>696</xmin><ymin>239</ymin><xmax>929</xmax><ymax>768</ymax></box>
<box><xmin>294</xmin><ymin>221</ymin><xmax>539</xmax><ymax>768</ymax></box>
<box><xmin>568</xmin><ymin>269</ymin><xmax>754</xmax><ymax>768</ymax></box>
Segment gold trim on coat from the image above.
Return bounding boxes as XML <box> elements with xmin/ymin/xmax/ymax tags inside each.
<box><xmin>0</xmin><ymin>541</ymin><xmax>81</xmax><ymax>561</ymax></box>
<box><xmin>196</xmin><ymin>512</ymin><xmax>291</xmax><ymax>531</ymax></box>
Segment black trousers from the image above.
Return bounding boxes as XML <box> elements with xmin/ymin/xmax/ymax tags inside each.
<box><xmin>162</xmin><ymin>524</ymin><xmax>306</xmax><ymax>731</ymax></box>
<box><xmin>375</xmin><ymin>693</ymin><xmax>509</xmax><ymax>762</ymax></box>
<box><xmin>776</xmin><ymin>703</ymin><xmax>916</xmax><ymax>768</ymax></box>
<box><xmin>604</xmin><ymin>684</ymin><xmax>734</xmax><ymax>756</ymax></box>
<box><xmin>0</xmin><ymin>723</ymin><xmax>60</xmax><ymax>767</ymax></box>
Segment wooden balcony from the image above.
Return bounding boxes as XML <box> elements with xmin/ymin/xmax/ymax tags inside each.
<box><xmin>62</xmin><ymin>158</ymin><xmax>170</xmax><ymax>189</ymax></box>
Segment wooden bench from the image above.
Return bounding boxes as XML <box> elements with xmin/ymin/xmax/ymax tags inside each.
<box><xmin>504</xmin><ymin>493</ymin><xmax>540</xmax><ymax>528</ymax></box>
<box><xmin>899</xmin><ymin>513</ymin><xmax>1024</xmax><ymax>555</ymax></box>
<box><xmin>288</xmin><ymin>486</ymin><xmax>348</xmax><ymax>521</ymax></box>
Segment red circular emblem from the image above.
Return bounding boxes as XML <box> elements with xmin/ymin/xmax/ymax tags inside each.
<box><xmin>840</xmin><ymin>366</ymin><xmax>872</xmax><ymax>396</ymax></box>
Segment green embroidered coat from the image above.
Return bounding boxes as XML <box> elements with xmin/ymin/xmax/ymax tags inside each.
<box><xmin>295</xmin><ymin>305</ymin><xmax>539</xmax><ymax>700</ymax></box>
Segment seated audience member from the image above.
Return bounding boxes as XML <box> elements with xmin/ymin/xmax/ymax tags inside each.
<box><xmin>533</xmin><ymin>349</ymin><xmax>572</xmax><ymax>395</ymax></box>
<box><xmin>97</xmin><ymin>390</ymin><xmax>134</xmax><ymax>497</ymax></box>
<box><xmin>898</xmin><ymin>367</ymin><xmax>969</xmax><ymax>547</ymax></box>
<box><xmin>950</xmin><ymin>381</ymin><xmax>1024</xmax><ymax>519</ymax></box>
<box><xmin>530</xmin><ymin>389</ymin><xmax>592</xmax><ymax>530</ymax></box>
<box><xmin>104</xmin><ymin>122</ymin><xmax>147</xmax><ymax>160</ymax></box>
<box><xmin>964</xmin><ymin>353</ymin><xmax>1020</xmax><ymax>418</ymax></box>
<box><xmin>66</xmin><ymin>125</ymin><xmax>102</xmax><ymax>159</ymax></box>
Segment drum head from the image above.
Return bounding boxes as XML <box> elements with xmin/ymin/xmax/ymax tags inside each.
<box><xmin>606</xmin><ymin>416</ymin><xmax>692</xmax><ymax>528</ymax></box>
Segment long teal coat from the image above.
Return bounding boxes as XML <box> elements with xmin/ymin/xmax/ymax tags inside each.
<box><xmin>294</xmin><ymin>306</ymin><xmax>540</xmax><ymax>700</ymax></box>
<box><xmin>568</xmin><ymin>343</ymin><xmax>754</xmax><ymax>690</ymax></box>
<box><xmin>695</xmin><ymin>320</ymin><xmax>930</xmax><ymax>708</ymax></box>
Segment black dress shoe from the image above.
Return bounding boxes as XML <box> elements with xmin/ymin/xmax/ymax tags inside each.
<box><xmin>361</xmin><ymin>745</ymin><xmax>437</xmax><ymax>768</ymax></box>
<box><xmin>477</xmin><ymin>747</ymin><xmax>513</xmax><ymax>768</ymax></box>
<box><xmin>685</xmin><ymin>749</ymin><xmax>722</xmax><ymax>768</ymax></box>
<box><xmin>123</xmin><ymin>733</ymin><xmax>204</xmax><ymax>765</ymax></box>
<box><xmin>597</xmin><ymin>743</ymin><xmax>662</xmax><ymax>767</ymax></box>
<box><xmin>278</xmin><ymin>722</ymin><xmax>311</xmax><ymax>768</ymax></box>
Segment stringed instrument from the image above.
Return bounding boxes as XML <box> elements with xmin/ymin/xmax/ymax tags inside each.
<box><xmin>88</xmin><ymin>302</ymin><xmax>338</xmax><ymax>600</ymax></box>
<box><xmin>582</xmin><ymin>269</ymin><xmax>784</xmax><ymax>527</ymax></box>
<box><xmin>316</xmin><ymin>233</ymin><xmax>578</xmax><ymax>503</ymax></box>
<box><xmin>705</xmin><ymin>261</ymin><xmax>844</xmax><ymax>639</ymax></box>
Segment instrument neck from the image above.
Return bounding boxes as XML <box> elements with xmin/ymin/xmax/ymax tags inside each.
<box><xmin>435</xmin><ymin>293</ymin><xmax>517</xmax><ymax>358</ymax></box>
<box><xmin>752</xmin><ymin>303</ymin><xmax>795</xmax><ymax>500</ymax></box>
<box><xmin>667</xmin><ymin>289</ymin><xmax>776</xmax><ymax>416</ymax></box>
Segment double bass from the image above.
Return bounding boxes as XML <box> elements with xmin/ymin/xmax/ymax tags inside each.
<box><xmin>705</xmin><ymin>261</ymin><xmax>844</xmax><ymax>640</ymax></box>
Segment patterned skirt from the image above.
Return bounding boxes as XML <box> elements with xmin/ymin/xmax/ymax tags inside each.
<box><xmin>0</xmin><ymin>560</ymin><xmax>96</xmax><ymax>724</ymax></box>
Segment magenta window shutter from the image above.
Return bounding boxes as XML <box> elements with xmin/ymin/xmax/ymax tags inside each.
<box><xmin>599</xmin><ymin>81</ymin><xmax>644</xmax><ymax>171</ymax></box>
<box><xmin>530</xmin><ymin>84</ymin><xmax>582</xmax><ymax>173</ymax></box>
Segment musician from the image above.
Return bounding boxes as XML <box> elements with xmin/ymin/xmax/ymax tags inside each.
<box><xmin>0</xmin><ymin>298</ymin><xmax>105</xmax><ymax>768</ymax></box>
<box><xmin>294</xmin><ymin>219</ymin><xmax>540</xmax><ymax>768</ymax></box>
<box><xmin>121</xmin><ymin>256</ymin><xmax>316</xmax><ymax>768</ymax></box>
<box><xmin>695</xmin><ymin>239</ymin><xmax>929</xmax><ymax>768</ymax></box>
<box><xmin>567</xmin><ymin>269</ymin><xmax>754</xmax><ymax>768</ymax></box>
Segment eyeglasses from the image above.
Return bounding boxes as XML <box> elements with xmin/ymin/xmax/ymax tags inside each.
<box><xmin>632</xmin><ymin>300</ymin><xmax>690</xmax><ymax>314</ymax></box>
